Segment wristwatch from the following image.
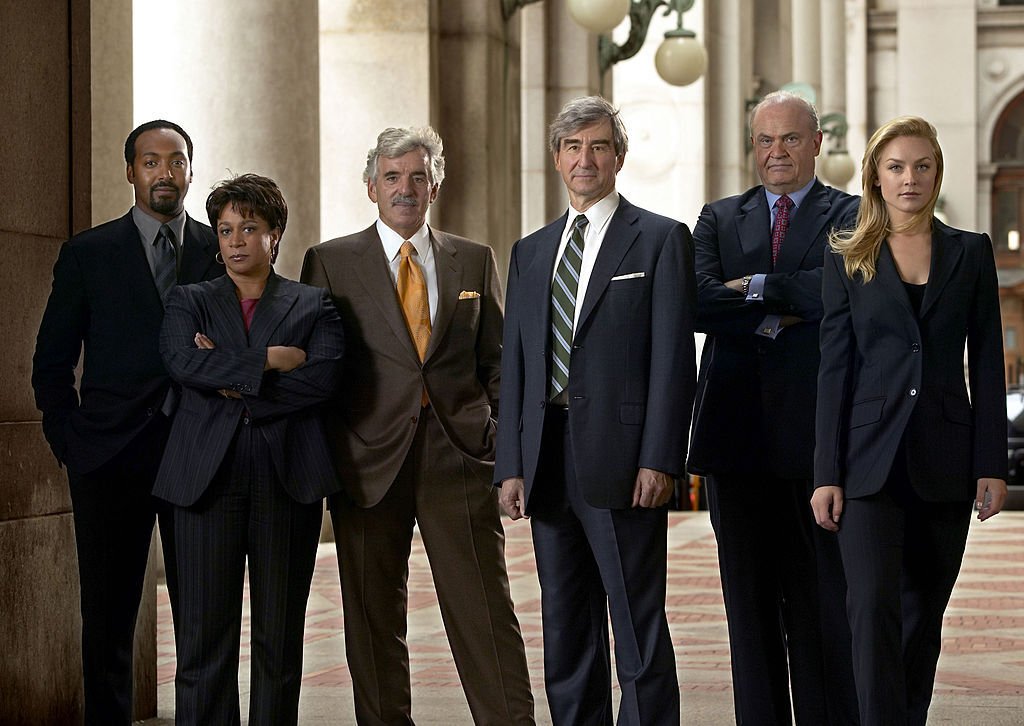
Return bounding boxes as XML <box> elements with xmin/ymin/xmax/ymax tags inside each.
<box><xmin>741</xmin><ymin>275</ymin><xmax>752</xmax><ymax>297</ymax></box>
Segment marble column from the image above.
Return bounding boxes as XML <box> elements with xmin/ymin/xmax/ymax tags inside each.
<box><xmin>319</xmin><ymin>0</ymin><xmax>434</xmax><ymax>245</ymax></box>
<box><xmin>0</xmin><ymin>0</ymin><xmax>91</xmax><ymax>722</ymax></box>
<box><xmin>896</xmin><ymin>0</ymin><xmax>977</xmax><ymax>228</ymax></box>
<box><xmin>544</xmin><ymin>0</ymin><xmax>602</xmax><ymax>220</ymax></box>
<box><xmin>434</xmin><ymin>0</ymin><xmax>522</xmax><ymax>273</ymax></box>
<box><xmin>706</xmin><ymin>0</ymin><xmax>755</xmax><ymax>200</ymax></box>
<box><xmin>520</xmin><ymin>2</ymin><xmax>550</xmax><ymax>236</ymax></box>
<box><xmin>133</xmin><ymin>0</ymin><xmax>321</xmax><ymax>280</ymax></box>
<box><xmin>792</xmin><ymin>0</ymin><xmax>822</xmax><ymax>97</ymax></box>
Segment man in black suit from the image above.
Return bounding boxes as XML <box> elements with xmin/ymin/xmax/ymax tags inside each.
<box><xmin>32</xmin><ymin>120</ymin><xmax>220</xmax><ymax>725</ymax></box>
<box><xmin>496</xmin><ymin>96</ymin><xmax>696</xmax><ymax>725</ymax></box>
<box><xmin>687</xmin><ymin>91</ymin><xmax>860</xmax><ymax>725</ymax></box>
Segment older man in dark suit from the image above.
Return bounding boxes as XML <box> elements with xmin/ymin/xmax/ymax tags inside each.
<box><xmin>300</xmin><ymin>126</ymin><xmax>534</xmax><ymax>725</ymax></box>
<box><xmin>496</xmin><ymin>96</ymin><xmax>696</xmax><ymax>726</ymax></box>
<box><xmin>687</xmin><ymin>91</ymin><xmax>860</xmax><ymax>725</ymax></box>
<box><xmin>31</xmin><ymin>120</ymin><xmax>220</xmax><ymax>725</ymax></box>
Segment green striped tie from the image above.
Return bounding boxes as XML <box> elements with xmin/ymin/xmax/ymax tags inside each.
<box><xmin>549</xmin><ymin>214</ymin><xmax>588</xmax><ymax>398</ymax></box>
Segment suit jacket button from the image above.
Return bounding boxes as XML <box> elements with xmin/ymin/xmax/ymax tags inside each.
<box><xmin>411</xmin><ymin>416</ymin><xmax>418</xmax><ymax>424</ymax></box>
<box><xmin>145</xmin><ymin>407</ymin><xmax>155</xmax><ymax>417</ymax></box>
<box><xmin>911</xmin><ymin>343</ymin><xmax>920</xmax><ymax>353</ymax></box>
<box><xmin>539</xmin><ymin>400</ymin><xmax>546</xmax><ymax>408</ymax></box>
<box><xmin>910</xmin><ymin>388</ymin><xmax>918</xmax><ymax>397</ymax></box>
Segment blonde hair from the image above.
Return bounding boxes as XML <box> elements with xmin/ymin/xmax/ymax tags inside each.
<box><xmin>830</xmin><ymin>116</ymin><xmax>944</xmax><ymax>282</ymax></box>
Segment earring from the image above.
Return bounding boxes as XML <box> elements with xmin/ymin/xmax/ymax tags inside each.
<box><xmin>215</xmin><ymin>252</ymin><xmax>224</xmax><ymax>264</ymax></box>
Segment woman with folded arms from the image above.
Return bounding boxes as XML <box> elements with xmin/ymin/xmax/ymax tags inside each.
<box><xmin>154</xmin><ymin>173</ymin><xmax>344</xmax><ymax>726</ymax></box>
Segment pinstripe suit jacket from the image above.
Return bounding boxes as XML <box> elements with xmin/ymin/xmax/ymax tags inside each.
<box><xmin>153</xmin><ymin>272</ymin><xmax>345</xmax><ymax>506</ymax></box>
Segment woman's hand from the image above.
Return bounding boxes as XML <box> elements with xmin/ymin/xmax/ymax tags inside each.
<box><xmin>265</xmin><ymin>346</ymin><xmax>306</xmax><ymax>372</ymax></box>
<box><xmin>811</xmin><ymin>485</ymin><xmax>844</xmax><ymax>532</ymax></box>
<box><xmin>194</xmin><ymin>332</ymin><xmax>216</xmax><ymax>349</ymax></box>
<box><xmin>975</xmin><ymin>478</ymin><xmax>1008</xmax><ymax>522</ymax></box>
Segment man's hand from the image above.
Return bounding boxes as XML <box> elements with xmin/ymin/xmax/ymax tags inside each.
<box><xmin>811</xmin><ymin>485</ymin><xmax>844</xmax><ymax>532</ymax></box>
<box><xmin>266</xmin><ymin>346</ymin><xmax>306</xmax><ymax>372</ymax></box>
<box><xmin>632</xmin><ymin>468</ymin><xmax>674</xmax><ymax>508</ymax></box>
<box><xmin>499</xmin><ymin>477</ymin><xmax>528</xmax><ymax>520</ymax></box>
<box><xmin>724</xmin><ymin>278</ymin><xmax>745</xmax><ymax>292</ymax></box>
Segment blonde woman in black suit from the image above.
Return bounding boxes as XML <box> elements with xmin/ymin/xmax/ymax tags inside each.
<box><xmin>153</xmin><ymin>174</ymin><xmax>344</xmax><ymax>726</ymax></box>
<box><xmin>812</xmin><ymin>117</ymin><xmax>1008</xmax><ymax>726</ymax></box>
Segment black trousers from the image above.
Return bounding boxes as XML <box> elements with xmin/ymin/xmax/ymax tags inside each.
<box><xmin>172</xmin><ymin>421</ymin><xmax>323</xmax><ymax>726</ymax></box>
<box><xmin>67</xmin><ymin>413</ymin><xmax>177</xmax><ymax>726</ymax></box>
<box><xmin>706</xmin><ymin>472</ymin><xmax>857</xmax><ymax>726</ymax></box>
<box><xmin>530</xmin><ymin>409</ymin><xmax>678</xmax><ymax>726</ymax></box>
<box><xmin>838</xmin><ymin>462</ymin><xmax>971</xmax><ymax>726</ymax></box>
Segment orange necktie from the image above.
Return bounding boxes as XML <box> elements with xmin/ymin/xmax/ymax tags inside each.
<box><xmin>397</xmin><ymin>240</ymin><xmax>431</xmax><ymax>405</ymax></box>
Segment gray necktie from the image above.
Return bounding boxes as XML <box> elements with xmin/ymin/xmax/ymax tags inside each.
<box><xmin>549</xmin><ymin>214</ymin><xmax>588</xmax><ymax>399</ymax></box>
<box><xmin>154</xmin><ymin>224</ymin><xmax>177</xmax><ymax>300</ymax></box>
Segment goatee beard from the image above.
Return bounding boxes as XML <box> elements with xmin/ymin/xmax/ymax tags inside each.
<box><xmin>149</xmin><ymin>186</ymin><xmax>181</xmax><ymax>216</ymax></box>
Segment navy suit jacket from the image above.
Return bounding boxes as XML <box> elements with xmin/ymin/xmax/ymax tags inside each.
<box><xmin>815</xmin><ymin>221</ymin><xmax>1007</xmax><ymax>501</ymax></box>
<box><xmin>688</xmin><ymin>180</ymin><xmax>859</xmax><ymax>479</ymax></box>
<box><xmin>32</xmin><ymin>211</ymin><xmax>220</xmax><ymax>473</ymax></box>
<box><xmin>152</xmin><ymin>273</ymin><xmax>345</xmax><ymax>506</ymax></box>
<box><xmin>495</xmin><ymin>196</ymin><xmax>697</xmax><ymax>510</ymax></box>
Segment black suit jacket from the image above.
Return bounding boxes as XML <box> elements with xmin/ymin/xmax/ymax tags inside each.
<box><xmin>32</xmin><ymin>211</ymin><xmax>220</xmax><ymax>473</ymax></box>
<box><xmin>495</xmin><ymin>196</ymin><xmax>697</xmax><ymax>510</ymax></box>
<box><xmin>152</xmin><ymin>273</ymin><xmax>344</xmax><ymax>506</ymax></box>
<box><xmin>815</xmin><ymin>221</ymin><xmax>1007</xmax><ymax>501</ymax></box>
<box><xmin>688</xmin><ymin>180</ymin><xmax>859</xmax><ymax>478</ymax></box>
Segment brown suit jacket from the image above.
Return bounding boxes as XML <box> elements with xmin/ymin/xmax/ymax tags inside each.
<box><xmin>300</xmin><ymin>224</ymin><xmax>503</xmax><ymax>507</ymax></box>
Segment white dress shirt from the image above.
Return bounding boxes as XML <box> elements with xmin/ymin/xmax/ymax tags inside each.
<box><xmin>551</xmin><ymin>191</ymin><xmax>620</xmax><ymax>335</ymax></box>
<box><xmin>376</xmin><ymin>219</ymin><xmax>438</xmax><ymax>326</ymax></box>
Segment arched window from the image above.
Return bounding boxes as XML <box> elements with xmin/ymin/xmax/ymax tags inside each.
<box><xmin>992</xmin><ymin>92</ymin><xmax>1024</xmax><ymax>256</ymax></box>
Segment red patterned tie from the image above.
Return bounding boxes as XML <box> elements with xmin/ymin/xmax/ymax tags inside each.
<box><xmin>771</xmin><ymin>194</ymin><xmax>793</xmax><ymax>266</ymax></box>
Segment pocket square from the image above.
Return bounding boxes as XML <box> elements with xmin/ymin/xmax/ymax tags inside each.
<box><xmin>610</xmin><ymin>272</ymin><xmax>645</xmax><ymax>281</ymax></box>
<box><xmin>458</xmin><ymin>290</ymin><xmax>481</xmax><ymax>300</ymax></box>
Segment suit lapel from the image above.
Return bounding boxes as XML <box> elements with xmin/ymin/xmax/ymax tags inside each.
<box><xmin>921</xmin><ymin>223</ymin><xmax>963</xmax><ymax>319</ymax></box>
<box><xmin>208</xmin><ymin>274</ymin><xmax>251</xmax><ymax>348</ymax></box>
<box><xmin>108</xmin><ymin>213</ymin><xmax>165</xmax><ymax>308</ymax></box>
<box><xmin>352</xmin><ymin>226</ymin><xmax>421</xmax><ymax>363</ymax></box>
<box><xmin>523</xmin><ymin>215</ymin><xmax>566</xmax><ymax>347</ymax></box>
<box><xmin>876</xmin><ymin>242</ymin><xmax>915</xmax><ymax>318</ymax></box>
<box><xmin>735</xmin><ymin>193</ymin><xmax>771</xmax><ymax>267</ymax></box>
<box><xmin>179</xmin><ymin>215</ymin><xmax>218</xmax><ymax>284</ymax></box>
<box><xmin>424</xmin><ymin>230</ymin><xmax>461</xmax><ymax>362</ymax></box>
<box><xmin>775</xmin><ymin>180</ymin><xmax>830</xmax><ymax>271</ymax></box>
<box><xmin>249</xmin><ymin>273</ymin><xmax>298</xmax><ymax>348</ymax></box>
<box><xmin>576</xmin><ymin>197</ymin><xmax>640</xmax><ymax>332</ymax></box>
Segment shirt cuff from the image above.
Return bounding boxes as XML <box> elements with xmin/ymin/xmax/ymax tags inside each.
<box><xmin>755</xmin><ymin>314</ymin><xmax>784</xmax><ymax>340</ymax></box>
<box><xmin>746</xmin><ymin>273</ymin><xmax>767</xmax><ymax>302</ymax></box>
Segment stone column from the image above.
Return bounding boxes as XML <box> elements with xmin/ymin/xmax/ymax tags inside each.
<box><xmin>434</xmin><ymin>0</ymin><xmax>522</xmax><ymax>273</ymax></box>
<box><xmin>706</xmin><ymin>0</ymin><xmax>755</xmax><ymax>200</ymax></box>
<box><xmin>544</xmin><ymin>1</ymin><xmax>602</xmax><ymax>220</ymax></box>
<box><xmin>791</xmin><ymin>0</ymin><xmax>822</xmax><ymax>97</ymax></box>
<box><xmin>845</xmin><ymin>0</ymin><xmax>869</xmax><ymax>181</ymax></box>
<box><xmin>319</xmin><ymin>0</ymin><xmax>434</xmax><ymax>245</ymax></box>
<box><xmin>896</xmin><ymin>0</ymin><xmax>977</xmax><ymax>228</ymax></box>
<box><xmin>520</xmin><ymin>2</ymin><xmax>550</xmax><ymax>236</ymax></box>
<box><xmin>133</xmin><ymin>0</ymin><xmax>321</xmax><ymax>280</ymax></box>
<box><xmin>0</xmin><ymin>0</ymin><xmax>91</xmax><ymax>722</ymax></box>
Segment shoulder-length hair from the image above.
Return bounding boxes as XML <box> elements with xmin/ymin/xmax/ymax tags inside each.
<box><xmin>830</xmin><ymin>116</ymin><xmax>944</xmax><ymax>282</ymax></box>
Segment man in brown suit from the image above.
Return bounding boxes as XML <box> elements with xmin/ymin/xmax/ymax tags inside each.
<box><xmin>300</xmin><ymin>126</ymin><xmax>534</xmax><ymax>725</ymax></box>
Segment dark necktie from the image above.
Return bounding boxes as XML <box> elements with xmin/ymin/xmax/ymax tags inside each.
<box><xmin>549</xmin><ymin>214</ymin><xmax>588</xmax><ymax>399</ymax></box>
<box><xmin>771</xmin><ymin>194</ymin><xmax>793</xmax><ymax>266</ymax></box>
<box><xmin>154</xmin><ymin>224</ymin><xmax>177</xmax><ymax>300</ymax></box>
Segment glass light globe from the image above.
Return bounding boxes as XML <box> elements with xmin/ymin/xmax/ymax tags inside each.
<box><xmin>823</xmin><ymin>150</ymin><xmax>856</xmax><ymax>186</ymax></box>
<box><xmin>567</xmin><ymin>0</ymin><xmax>631</xmax><ymax>34</ymax></box>
<box><xmin>654</xmin><ymin>34</ymin><xmax>707</xmax><ymax>87</ymax></box>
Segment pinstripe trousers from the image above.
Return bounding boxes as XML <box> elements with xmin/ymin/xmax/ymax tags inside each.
<box><xmin>172</xmin><ymin>418</ymin><xmax>323</xmax><ymax>726</ymax></box>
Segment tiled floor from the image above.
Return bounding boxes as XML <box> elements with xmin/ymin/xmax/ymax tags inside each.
<box><xmin>150</xmin><ymin>512</ymin><xmax>1024</xmax><ymax>724</ymax></box>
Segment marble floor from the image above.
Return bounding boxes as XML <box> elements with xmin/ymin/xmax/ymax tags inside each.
<box><xmin>147</xmin><ymin>511</ymin><xmax>1024</xmax><ymax>725</ymax></box>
